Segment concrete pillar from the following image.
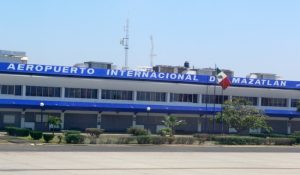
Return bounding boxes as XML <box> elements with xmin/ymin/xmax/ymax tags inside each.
<box><xmin>20</xmin><ymin>110</ymin><xmax>25</xmax><ymax>128</ymax></box>
<box><xmin>198</xmin><ymin>94</ymin><xmax>202</xmax><ymax>104</ymax></box>
<box><xmin>287</xmin><ymin>119</ymin><xmax>292</xmax><ymax>134</ymax></box>
<box><xmin>133</xmin><ymin>91</ymin><xmax>137</xmax><ymax>101</ymax></box>
<box><xmin>22</xmin><ymin>85</ymin><xmax>26</xmax><ymax>97</ymax></box>
<box><xmin>258</xmin><ymin>97</ymin><xmax>262</xmax><ymax>107</ymax></box>
<box><xmin>98</xmin><ymin>89</ymin><xmax>102</xmax><ymax>100</ymax></box>
<box><xmin>97</xmin><ymin>112</ymin><xmax>102</xmax><ymax>129</ymax></box>
<box><xmin>132</xmin><ymin>113</ymin><xmax>137</xmax><ymax>127</ymax></box>
<box><xmin>60</xmin><ymin>112</ymin><xmax>65</xmax><ymax>129</ymax></box>
<box><xmin>61</xmin><ymin>88</ymin><xmax>65</xmax><ymax>98</ymax></box>
<box><xmin>197</xmin><ymin>116</ymin><xmax>202</xmax><ymax>132</ymax></box>
<box><xmin>287</xmin><ymin>99</ymin><xmax>291</xmax><ymax>108</ymax></box>
<box><xmin>166</xmin><ymin>92</ymin><xmax>170</xmax><ymax>102</ymax></box>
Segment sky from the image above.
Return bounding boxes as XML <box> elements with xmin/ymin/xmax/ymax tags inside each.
<box><xmin>0</xmin><ymin>0</ymin><xmax>300</xmax><ymax>80</ymax></box>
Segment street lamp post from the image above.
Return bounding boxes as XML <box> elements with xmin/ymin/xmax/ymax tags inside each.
<box><xmin>146</xmin><ymin>106</ymin><xmax>151</xmax><ymax>132</ymax></box>
<box><xmin>40</xmin><ymin>102</ymin><xmax>44</xmax><ymax>130</ymax></box>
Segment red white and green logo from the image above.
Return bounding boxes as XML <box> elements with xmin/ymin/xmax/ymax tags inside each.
<box><xmin>216</xmin><ymin>68</ymin><xmax>231</xmax><ymax>89</ymax></box>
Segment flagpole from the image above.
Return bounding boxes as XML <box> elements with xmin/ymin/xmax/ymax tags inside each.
<box><xmin>205</xmin><ymin>76</ymin><xmax>209</xmax><ymax>133</ymax></box>
<box><xmin>213</xmin><ymin>64</ymin><xmax>217</xmax><ymax>134</ymax></box>
<box><xmin>221</xmin><ymin>88</ymin><xmax>224</xmax><ymax>134</ymax></box>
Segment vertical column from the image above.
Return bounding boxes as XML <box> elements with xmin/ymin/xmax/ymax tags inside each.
<box><xmin>197</xmin><ymin>115</ymin><xmax>202</xmax><ymax>132</ymax></box>
<box><xmin>97</xmin><ymin>112</ymin><xmax>102</xmax><ymax>129</ymax></box>
<box><xmin>287</xmin><ymin>99</ymin><xmax>291</xmax><ymax>108</ymax></box>
<box><xmin>132</xmin><ymin>113</ymin><xmax>137</xmax><ymax>127</ymax></box>
<box><xmin>61</xmin><ymin>87</ymin><xmax>65</xmax><ymax>98</ymax></box>
<box><xmin>198</xmin><ymin>94</ymin><xmax>202</xmax><ymax>104</ymax></box>
<box><xmin>166</xmin><ymin>92</ymin><xmax>170</xmax><ymax>103</ymax></box>
<box><xmin>22</xmin><ymin>85</ymin><xmax>26</xmax><ymax>97</ymax></box>
<box><xmin>60</xmin><ymin>112</ymin><xmax>65</xmax><ymax>130</ymax></box>
<box><xmin>258</xmin><ymin>97</ymin><xmax>262</xmax><ymax>107</ymax></box>
<box><xmin>287</xmin><ymin>119</ymin><xmax>292</xmax><ymax>134</ymax></box>
<box><xmin>133</xmin><ymin>91</ymin><xmax>137</xmax><ymax>102</ymax></box>
<box><xmin>20</xmin><ymin>110</ymin><xmax>25</xmax><ymax>128</ymax></box>
<box><xmin>98</xmin><ymin>89</ymin><xmax>102</xmax><ymax>100</ymax></box>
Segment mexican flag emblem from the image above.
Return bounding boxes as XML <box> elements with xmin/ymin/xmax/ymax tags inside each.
<box><xmin>216</xmin><ymin>68</ymin><xmax>231</xmax><ymax>89</ymax></box>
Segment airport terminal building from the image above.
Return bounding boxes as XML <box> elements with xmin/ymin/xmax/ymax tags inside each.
<box><xmin>0</xmin><ymin>62</ymin><xmax>300</xmax><ymax>134</ymax></box>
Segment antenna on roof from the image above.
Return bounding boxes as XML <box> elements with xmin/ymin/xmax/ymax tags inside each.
<box><xmin>150</xmin><ymin>35</ymin><xmax>156</xmax><ymax>67</ymax></box>
<box><xmin>120</xmin><ymin>19</ymin><xmax>129</xmax><ymax>70</ymax></box>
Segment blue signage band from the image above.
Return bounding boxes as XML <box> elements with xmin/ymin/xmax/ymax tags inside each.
<box><xmin>0</xmin><ymin>62</ymin><xmax>299</xmax><ymax>90</ymax></box>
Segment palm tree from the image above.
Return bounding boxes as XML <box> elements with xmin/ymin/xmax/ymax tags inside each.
<box><xmin>161</xmin><ymin>116</ymin><xmax>186</xmax><ymax>136</ymax></box>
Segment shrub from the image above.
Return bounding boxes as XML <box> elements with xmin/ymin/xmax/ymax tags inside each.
<box><xmin>63</xmin><ymin>130</ymin><xmax>81</xmax><ymax>136</ymax></box>
<box><xmin>167</xmin><ymin>136</ymin><xmax>175</xmax><ymax>144</ymax></box>
<box><xmin>43</xmin><ymin>134</ymin><xmax>54</xmax><ymax>143</ymax></box>
<box><xmin>127</xmin><ymin>127</ymin><xmax>149</xmax><ymax>136</ymax></box>
<box><xmin>85</xmin><ymin>128</ymin><xmax>104</xmax><ymax>138</ymax></box>
<box><xmin>136</xmin><ymin>135</ymin><xmax>151</xmax><ymax>144</ymax></box>
<box><xmin>150</xmin><ymin>136</ymin><xmax>168</xmax><ymax>144</ymax></box>
<box><xmin>116</xmin><ymin>136</ymin><xmax>136</xmax><ymax>144</ymax></box>
<box><xmin>5</xmin><ymin>127</ymin><xmax>16</xmax><ymax>136</ymax></box>
<box><xmin>267</xmin><ymin>138</ymin><xmax>296</xmax><ymax>145</ymax></box>
<box><xmin>250</xmin><ymin>133</ymin><xmax>288</xmax><ymax>138</ymax></box>
<box><xmin>174</xmin><ymin>137</ymin><xmax>196</xmax><ymax>145</ymax></box>
<box><xmin>293</xmin><ymin>131</ymin><xmax>300</xmax><ymax>136</ymax></box>
<box><xmin>294</xmin><ymin>136</ymin><xmax>300</xmax><ymax>144</ymax></box>
<box><xmin>65</xmin><ymin>134</ymin><xmax>85</xmax><ymax>144</ymax></box>
<box><xmin>30</xmin><ymin>131</ymin><xmax>43</xmax><ymax>140</ymax></box>
<box><xmin>57</xmin><ymin>135</ymin><xmax>63</xmax><ymax>144</ymax></box>
<box><xmin>5</xmin><ymin>127</ymin><xmax>29</xmax><ymax>137</ymax></box>
<box><xmin>157</xmin><ymin>128</ymin><xmax>172</xmax><ymax>136</ymax></box>
<box><xmin>214</xmin><ymin>136</ymin><xmax>265</xmax><ymax>145</ymax></box>
<box><xmin>290</xmin><ymin>132</ymin><xmax>300</xmax><ymax>144</ymax></box>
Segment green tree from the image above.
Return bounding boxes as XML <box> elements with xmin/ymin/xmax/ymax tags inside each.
<box><xmin>216</xmin><ymin>98</ymin><xmax>272</xmax><ymax>134</ymax></box>
<box><xmin>48</xmin><ymin>116</ymin><xmax>62</xmax><ymax>134</ymax></box>
<box><xmin>161</xmin><ymin>116</ymin><xmax>186</xmax><ymax>136</ymax></box>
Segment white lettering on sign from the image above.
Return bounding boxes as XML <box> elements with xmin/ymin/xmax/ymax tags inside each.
<box><xmin>6</xmin><ymin>63</ymin><xmax>95</xmax><ymax>75</ymax></box>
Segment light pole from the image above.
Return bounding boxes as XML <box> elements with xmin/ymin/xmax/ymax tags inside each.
<box><xmin>40</xmin><ymin>102</ymin><xmax>44</xmax><ymax>130</ymax></box>
<box><xmin>146</xmin><ymin>106</ymin><xmax>151</xmax><ymax>133</ymax></box>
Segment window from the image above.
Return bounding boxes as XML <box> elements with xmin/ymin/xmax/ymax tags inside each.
<box><xmin>261</xmin><ymin>97</ymin><xmax>287</xmax><ymax>107</ymax></box>
<box><xmin>26</xmin><ymin>86</ymin><xmax>61</xmax><ymax>97</ymax></box>
<box><xmin>101</xmin><ymin>89</ymin><xmax>133</xmax><ymax>100</ymax></box>
<box><xmin>170</xmin><ymin>93</ymin><xmax>198</xmax><ymax>103</ymax></box>
<box><xmin>65</xmin><ymin>88</ymin><xmax>98</xmax><ymax>99</ymax></box>
<box><xmin>35</xmin><ymin>114</ymin><xmax>48</xmax><ymax>123</ymax></box>
<box><xmin>3</xmin><ymin>115</ymin><xmax>15</xmax><ymax>124</ymax></box>
<box><xmin>202</xmin><ymin>95</ymin><xmax>229</xmax><ymax>104</ymax></box>
<box><xmin>291</xmin><ymin>99</ymin><xmax>299</xmax><ymax>108</ymax></box>
<box><xmin>232</xmin><ymin>96</ymin><xmax>258</xmax><ymax>106</ymax></box>
<box><xmin>137</xmin><ymin>91</ymin><xmax>166</xmax><ymax>102</ymax></box>
<box><xmin>0</xmin><ymin>85</ymin><xmax>22</xmax><ymax>96</ymax></box>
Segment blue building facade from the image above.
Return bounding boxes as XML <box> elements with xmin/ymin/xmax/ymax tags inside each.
<box><xmin>0</xmin><ymin>62</ymin><xmax>300</xmax><ymax>134</ymax></box>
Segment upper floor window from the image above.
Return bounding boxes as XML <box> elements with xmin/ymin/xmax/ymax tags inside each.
<box><xmin>137</xmin><ymin>91</ymin><xmax>166</xmax><ymax>102</ymax></box>
<box><xmin>261</xmin><ymin>97</ymin><xmax>287</xmax><ymax>107</ymax></box>
<box><xmin>202</xmin><ymin>95</ymin><xmax>229</xmax><ymax>104</ymax></box>
<box><xmin>0</xmin><ymin>85</ymin><xmax>22</xmax><ymax>96</ymax></box>
<box><xmin>170</xmin><ymin>93</ymin><xmax>198</xmax><ymax>103</ymax></box>
<box><xmin>101</xmin><ymin>89</ymin><xmax>133</xmax><ymax>100</ymax></box>
<box><xmin>232</xmin><ymin>96</ymin><xmax>258</xmax><ymax>106</ymax></box>
<box><xmin>26</xmin><ymin>86</ymin><xmax>61</xmax><ymax>97</ymax></box>
<box><xmin>291</xmin><ymin>99</ymin><xmax>299</xmax><ymax>108</ymax></box>
<box><xmin>65</xmin><ymin>88</ymin><xmax>98</xmax><ymax>99</ymax></box>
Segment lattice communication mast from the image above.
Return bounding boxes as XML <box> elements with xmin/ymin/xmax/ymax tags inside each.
<box><xmin>120</xmin><ymin>19</ymin><xmax>129</xmax><ymax>69</ymax></box>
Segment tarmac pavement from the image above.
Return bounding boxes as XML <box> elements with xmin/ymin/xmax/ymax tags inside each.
<box><xmin>0</xmin><ymin>144</ymin><xmax>300</xmax><ymax>175</ymax></box>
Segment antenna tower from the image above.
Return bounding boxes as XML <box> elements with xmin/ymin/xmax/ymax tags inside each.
<box><xmin>150</xmin><ymin>35</ymin><xmax>156</xmax><ymax>67</ymax></box>
<box><xmin>120</xmin><ymin>19</ymin><xmax>129</xmax><ymax>69</ymax></box>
